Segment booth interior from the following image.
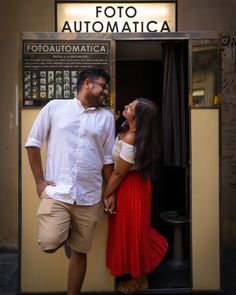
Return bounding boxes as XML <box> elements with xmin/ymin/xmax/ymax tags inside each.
<box><xmin>115</xmin><ymin>39</ymin><xmax>191</xmax><ymax>289</ymax></box>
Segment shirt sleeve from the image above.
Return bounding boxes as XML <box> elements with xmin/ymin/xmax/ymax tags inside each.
<box><xmin>120</xmin><ymin>142</ymin><xmax>135</xmax><ymax>164</ymax></box>
<box><xmin>103</xmin><ymin>111</ymin><xmax>115</xmax><ymax>165</ymax></box>
<box><xmin>25</xmin><ymin>102</ymin><xmax>52</xmax><ymax>149</ymax></box>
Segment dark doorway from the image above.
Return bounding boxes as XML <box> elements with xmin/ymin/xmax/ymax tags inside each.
<box><xmin>115</xmin><ymin>40</ymin><xmax>191</xmax><ymax>291</ymax></box>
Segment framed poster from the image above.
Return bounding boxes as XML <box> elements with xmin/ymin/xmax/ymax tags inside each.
<box><xmin>22</xmin><ymin>39</ymin><xmax>111</xmax><ymax>107</ymax></box>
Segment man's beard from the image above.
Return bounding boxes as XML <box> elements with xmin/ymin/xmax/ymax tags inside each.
<box><xmin>87</xmin><ymin>94</ymin><xmax>104</xmax><ymax>107</ymax></box>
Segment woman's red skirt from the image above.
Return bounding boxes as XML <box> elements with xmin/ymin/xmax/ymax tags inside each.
<box><xmin>106</xmin><ymin>171</ymin><xmax>168</xmax><ymax>277</ymax></box>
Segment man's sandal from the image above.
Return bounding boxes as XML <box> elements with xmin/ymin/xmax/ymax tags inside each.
<box><xmin>117</xmin><ymin>277</ymin><xmax>148</xmax><ymax>294</ymax></box>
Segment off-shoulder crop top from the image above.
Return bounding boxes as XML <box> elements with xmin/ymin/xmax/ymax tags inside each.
<box><xmin>112</xmin><ymin>136</ymin><xmax>136</xmax><ymax>167</ymax></box>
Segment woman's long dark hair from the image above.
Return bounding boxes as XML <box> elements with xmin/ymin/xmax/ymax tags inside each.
<box><xmin>121</xmin><ymin>98</ymin><xmax>162</xmax><ymax>178</ymax></box>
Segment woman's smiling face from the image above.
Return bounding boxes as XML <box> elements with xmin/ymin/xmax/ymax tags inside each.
<box><xmin>122</xmin><ymin>100</ymin><xmax>138</xmax><ymax>121</ymax></box>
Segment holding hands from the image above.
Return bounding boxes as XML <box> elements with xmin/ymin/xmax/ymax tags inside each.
<box><xmin>103</xmin><ymin>193</ymin><xmax>116</xmax><ymax>214</ymax></box>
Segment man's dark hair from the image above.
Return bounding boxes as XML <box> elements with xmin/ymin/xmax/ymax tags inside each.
<box><xmin>77</xmin><ymin>68</ymin><xmax>110</xmax><ymax>92</ymax></box>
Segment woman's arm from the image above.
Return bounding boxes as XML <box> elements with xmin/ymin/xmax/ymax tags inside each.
<box><xmin>103</xmin><ymin>157</ymin><xmax>133</xmax><ymax>199</ymax></box>
<box><xmin>103</xmin><ymin>132</ymin><xmax>135</xmax><ymax>210</ymax></box>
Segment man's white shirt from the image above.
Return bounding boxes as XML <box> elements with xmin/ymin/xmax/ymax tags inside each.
<box><xmin>25</xmin><ymin>98</ymin><xmax>115</xmax><ymax>205</ymax></box>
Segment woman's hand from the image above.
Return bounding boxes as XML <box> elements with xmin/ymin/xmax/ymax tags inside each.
<box><xmin>103</xmin><ymin>193</ymin><xmax>116</xmax><ymax>214</ymax></box>
<box><xmin>115</xmin><ymin>110</ymin><xmax>121</xmax><ymax>121</ymax></box>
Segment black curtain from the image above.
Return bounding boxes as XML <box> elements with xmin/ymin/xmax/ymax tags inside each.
<box><xmin>161</xmin><ymin>42</ymin><xmax>188</xmax><ymax>167</ymax></box>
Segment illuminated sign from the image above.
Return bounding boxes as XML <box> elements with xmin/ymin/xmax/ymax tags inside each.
<box><xmin>56</xmin><ymin>2</ymin><xmax>176</xmax><ymax>33</ymax></box>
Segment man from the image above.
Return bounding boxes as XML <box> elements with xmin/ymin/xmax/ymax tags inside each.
<box><xmin>25</xmin><ymin>68</ymin><xmax>116</xmax><ymax>295</ymax></box>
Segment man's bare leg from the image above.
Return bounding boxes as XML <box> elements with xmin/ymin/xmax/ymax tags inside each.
<box><xmin>67</xmin><ymin>249</ymin><xmax>86</xmax><ymax>295</ymax></box>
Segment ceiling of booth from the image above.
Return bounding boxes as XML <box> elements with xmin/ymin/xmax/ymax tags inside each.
<box><xmin>116</xmin><ymin>41</ymin><xmax>162</xmax><ymax>60</ymax></box>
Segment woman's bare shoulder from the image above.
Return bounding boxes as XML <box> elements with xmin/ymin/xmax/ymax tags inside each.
<box><xmin>122</xmin><ymin>132</ymin><xmax>135</xmax><ymax>145</ymax></box>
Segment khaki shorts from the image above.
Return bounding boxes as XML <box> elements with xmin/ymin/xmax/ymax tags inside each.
<box><xmin>37</xmin><ymin>192</ymin><xmax>102</xmax><ymax>253</ymax></box>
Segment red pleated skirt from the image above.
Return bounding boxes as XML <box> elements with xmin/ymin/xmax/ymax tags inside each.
<box><xmin>106</xmin><ymin>171</ymin><xmax>168</xmax><ymax>277</ymax></box>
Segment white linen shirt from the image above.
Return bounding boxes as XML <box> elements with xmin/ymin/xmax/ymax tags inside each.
<box><xmin>25</xmin><ymin>98</ymin><xmax>115</xmax><ymax>205</ymax></box>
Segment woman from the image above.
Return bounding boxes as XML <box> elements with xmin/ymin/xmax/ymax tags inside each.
<box><xmin>103</xmin><ymin>98</ymin><xmax>168</xmax><ymax>294</ymax></box>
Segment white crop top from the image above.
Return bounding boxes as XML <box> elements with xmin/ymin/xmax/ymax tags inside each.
<box><xmin>112</xmin><ymin>136</ymin><xmax>136</xmax><ymax>165</ymax></box>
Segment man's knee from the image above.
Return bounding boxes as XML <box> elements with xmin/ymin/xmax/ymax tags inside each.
<box><xmin>38</xmin><ymin>232</ymin><xmax>65</xmax><ymax>252</ymax></box>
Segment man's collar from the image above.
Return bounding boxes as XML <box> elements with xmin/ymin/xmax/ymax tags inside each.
<box><xmin>75</xmin><ymin>97</ymin><xmax>97</xmax><ymax>110</ymax></box>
